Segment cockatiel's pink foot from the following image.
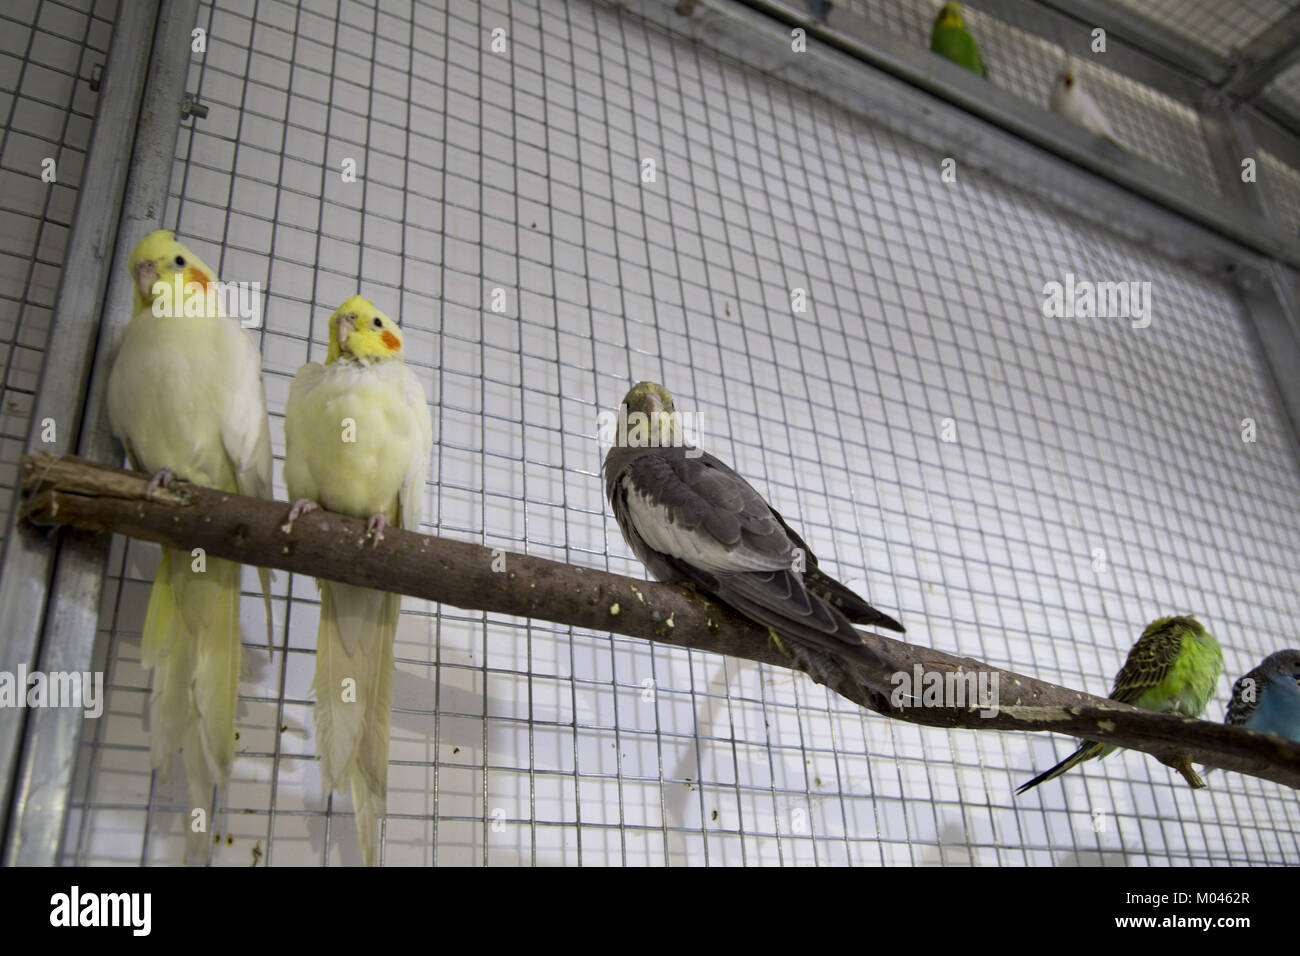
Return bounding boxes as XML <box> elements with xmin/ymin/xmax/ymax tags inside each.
<box><xmin>281</xmin><ymin>498</ymin><xmax>320</xmax><ymax>534</ymax></box>
<box><xmin>365</xmin><ymin>513</ymin><xmax>389</xmax><ymax>546</ymax></box>
<box><xmin>146</xmin><ymin>468</ymin><xmax>175</xmax><ymax>497</ymax></box>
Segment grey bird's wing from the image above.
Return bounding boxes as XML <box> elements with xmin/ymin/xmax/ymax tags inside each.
<box><xmin>605</xmin><ymin>445</ymin><xmax>896</xmax><ymax>663</ymax></box>
<box><xmin>770</xmin><ymin>510</ymin><xmax>904</xmax><ymax>632</ymax></box>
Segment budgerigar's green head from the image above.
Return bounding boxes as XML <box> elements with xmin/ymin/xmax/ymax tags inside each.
<box><xmin>1147</xmin><ymin>614</ymin><xmax>1203</xmax><ymax>633</ymax></box>
<box><xmin>621</xmin><ymin>381</ymin><xmax>676</xmax><ymax>417</ymax></box>
<box><xmin>936</xmin><ymin>2</ymin><xmax>964</xmax><ymax>28</ymax></box>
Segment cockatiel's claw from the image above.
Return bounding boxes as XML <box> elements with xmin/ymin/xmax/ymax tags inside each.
<box><xmin>365</xmin><ymin>513</ymin><xmax>389</xmax><ymax>546</ymax></box>
<box><xmin>281</xmin><ymin>497</ymin><xmax>320</xmax><ymax>534</ymax></box>
<box><xmin>146</xmin><ymin>468</ymin><xmax>175</xmax><ymax>497</ymax></box>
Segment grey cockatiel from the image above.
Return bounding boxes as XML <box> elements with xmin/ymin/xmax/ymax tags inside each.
<box><xmin>604</xmin><ymin>382</ymin><xmax>903</xmax><ymax>694</ymax></box>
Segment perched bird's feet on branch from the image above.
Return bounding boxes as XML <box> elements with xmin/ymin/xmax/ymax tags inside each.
<box><xmin>281</xmin><ymin>498</ymin><xmax>320</xmax><ymax>534</ymax></box>
<box><xmin>365</xmin><ymin>512</ymin><xmax>389</xmax><ymax>546</ymax></box>
<box><xmin>145</xmin><ymin>468</ymin><xmax>175</xmax><ymax>497</ymax></box>
<box><xmin>1169</xmin><ymin>754</ymin><xmax>1207</xmax><ymax>789</ymax></box>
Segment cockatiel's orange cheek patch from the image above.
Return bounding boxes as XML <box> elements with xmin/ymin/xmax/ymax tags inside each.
<box><xmin>185</xmin><ymin>266</ymin><xmax>214</xmax><ymax>291</ymax></box>
<box><xmin>381</xmin><ymin>331</ymin><xmax>400</xmax><ymax>351</ymax></box>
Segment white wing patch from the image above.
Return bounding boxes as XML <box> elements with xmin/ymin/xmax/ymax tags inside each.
<box><xmin>622</xmin><ymin>477</ymin><xmax>787</xmax><ymax>574</ymax></box>
<box><xmin>222</xmin><ymin>321</ymin><xmax>274</xmax><ymax>501</ymax></box>
<box><xmin>397</xmin><ymin>363</ymin><xmax>432</xmax><ymax>533</ymax></box>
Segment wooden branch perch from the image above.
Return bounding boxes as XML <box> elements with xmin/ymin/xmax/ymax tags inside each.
<box><xmin>18</xmin><ymin>452</ymin><xmax>1300</xmax><ymax>791</ymax></box>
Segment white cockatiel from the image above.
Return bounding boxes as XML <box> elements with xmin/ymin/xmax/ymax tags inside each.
<box><xmin>283</xmin><ymin>294</ymin><xmax>432</xmax><ymax>867</ymax></box>
<box><xmin>1049</xmin><ymin>64</ymin><xmax>1125</xmax><ymax>149</ymax></box>
<box><xmin>107</xmin><ymin>229</ymin><xmax>274</xmax><ymax>864</ymax></box>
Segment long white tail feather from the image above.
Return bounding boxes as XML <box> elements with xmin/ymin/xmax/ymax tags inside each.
<box><xmin>352</xmin><ymin>767</ymin><xmax>382</xmax><ymax>868</ymax></box>
<box><xmin>142</xmin><ymin>550</ymin><xmax>188</xmax><ymax>774</ymax></box>
<box><xmin>141</xmin><ymin>547</ymin><xmax>242</xmax><ymax>792</ymax></box>
<box><xmin>181</xmin><ymin>722</ymin><xmax>214</xmax><ymax>866</ymax></box>
<box><xmin>258</xmin><ymin>566</ymin><xmax>274</xmax><ymax>647</ymax></box>
<box><xmin>191</xmin><ymin>556</ymin><xmax>241</xmax><ymax>784</ymax></box>
<box><xmin>313</xmin><ymin>580</ymin><xmax>398</xmax><ymax>864</ymax></box>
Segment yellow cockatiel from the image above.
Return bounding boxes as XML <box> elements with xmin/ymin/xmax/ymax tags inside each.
<box><xmin>106</xmin><ymin>230</ymin><xmax>274</xmax><ymax>863</ymax></box>
<box><xmin>283</xmin><ymin>295</ymin><xmax>432</xmax><ymax>866</ymax></box>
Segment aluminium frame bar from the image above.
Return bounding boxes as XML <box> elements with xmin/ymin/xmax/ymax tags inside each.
<box><xmin>1</xmin><ymin>0</ymin><xmax>200</xmax><ymax>866</ymax></box>
<box><xmin>0</xmin><ymin>0</ymin><xmax>160</xmax><ymax>857</ymax></box>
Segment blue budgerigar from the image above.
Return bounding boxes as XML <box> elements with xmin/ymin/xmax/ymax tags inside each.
<box><xmin>1225</xmin><ymin>650</ymin><xmax>1300</xmax><ymax>744</ymax></box>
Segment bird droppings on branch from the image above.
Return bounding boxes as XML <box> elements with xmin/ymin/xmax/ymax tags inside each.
<box><xmin>17</xmin><ymin>451</ymin><xmax>1300</xmax><ymax>792</ymax></box>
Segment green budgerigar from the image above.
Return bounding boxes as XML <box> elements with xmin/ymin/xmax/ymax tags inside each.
<box><xmin>930</xmin><ymin>2</ymin><xmax>986</xmax><ymax>78</ymax></box>
<box><xmin>1017</xmin><ymin>615</ymin><xmax>1222</xmax><ymax>794</ymax></box>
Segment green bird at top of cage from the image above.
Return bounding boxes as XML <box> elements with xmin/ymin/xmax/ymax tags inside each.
<box><xmin>603</xmin><ymin>381</ymin><xmax>904</xmax><ymax>699</ymax></box>
<box><xmin>1016</xmin><ymin>615</ymin><xmax>1223</xmax><ymax>795</ymax></box>
<box><xmin>930</xmin><ymin>2</ymin><xmax>987</xmax><ymax>78</ymax></box>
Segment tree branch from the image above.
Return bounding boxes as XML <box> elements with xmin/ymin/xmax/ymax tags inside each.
<box><xmin>18</xmin><ymin>452</ymin><xmax>1300</xmax><ymax>791</ymax></box>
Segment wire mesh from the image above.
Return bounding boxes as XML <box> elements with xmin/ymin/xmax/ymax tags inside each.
<box><xmin>7</xmin><ymin>0</ymin><xmax>1296</xmax><ymax>864</ymax></box>
<box><xmin>0</xmin><ymin>0</ymin><xmax>117</xmax><ymax>547</ymax></box>
<box><xmin>838</xmin><ymin>0</ymin><xmax>1222</xmax><ymax>195</ymax></box>
<box><xmin>1107</xmin><ymin>0</ymin><xmax>1294</xmax><ymax>60</ymax></box>
<box><xmin>1262</xmin><ymin>148</ymin><xmax>1300</xmax><ymax>234</ymax></box>
<box><xmin>1265</xmin><ymin>62</ymin><xmax>1300</xmax><ymax>134</ymax></box>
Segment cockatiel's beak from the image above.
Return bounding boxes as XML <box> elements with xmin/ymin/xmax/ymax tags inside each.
<box><xmin>134</xmin><ymin>259</ymin><xmax>159</xmax><ymax>301</ymax></box>
<box><xmin>335</xmin><ymin>312</ymin><xmax>356</xmax><ymax>344</ymax></box>
<box><xmin>644</xmin><ymin>392</ymin><xmax>663</xmax><ymax>417</ymax></box>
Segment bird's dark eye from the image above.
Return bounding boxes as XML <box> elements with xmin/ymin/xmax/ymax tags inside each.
<box><xmin>372</xmin><ymin>317</ymin><xmax>382</xmax><ymax>328</ymax></box>
<box><xmin>174</xmin><ymin>255</ymin><xmax>186</xmax><ymax>267</ymax></box>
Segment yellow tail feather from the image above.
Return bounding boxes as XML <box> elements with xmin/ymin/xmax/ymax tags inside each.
<box><xmin>140</xmin><ymin>546</ymin><xmax>243</xmax><ymax>850</ymax></box>
<box><xmin>313</xmin><ymin>580</ymin><xmax>398</xmax><ymax>865</ymax></box>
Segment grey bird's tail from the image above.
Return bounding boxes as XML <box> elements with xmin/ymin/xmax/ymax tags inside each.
<box><xmin>803</xmin><ymin>566</ymin><xmax>905</xmax><ymax>633</ymax></box>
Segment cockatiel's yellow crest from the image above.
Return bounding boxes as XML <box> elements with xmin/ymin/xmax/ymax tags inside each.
<box><xmin>283</xmin><ymin>293</ymin><xmax>432</xmax><ymax>866</ymax></box>
<box><xmin>107</xmin><ymin>230</ymin><xmax>274</xmax><ymax>864</ymax></box>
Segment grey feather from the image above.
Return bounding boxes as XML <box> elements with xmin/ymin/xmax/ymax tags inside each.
<box><xmin>606</xmin><ymin>441</ymin><xmax>904</xmax><ymax>676</ymax></box>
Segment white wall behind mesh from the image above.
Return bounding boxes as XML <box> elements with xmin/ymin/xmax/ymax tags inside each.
<box><xmin>42</xmin><ymin>0</ymin><xmax>1300</xmax><ymax>864</ymax></box>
